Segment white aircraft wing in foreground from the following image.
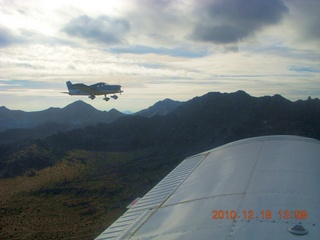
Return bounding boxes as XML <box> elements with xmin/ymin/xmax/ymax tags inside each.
<box><xmin>95</xmin><ymin>135</ymin><xmax>320</xmax><ymax>239</ymax></box>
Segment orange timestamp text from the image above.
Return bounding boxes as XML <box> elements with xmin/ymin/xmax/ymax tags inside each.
<box><xmin>212</xmin><ymin>209</ymin><xmax>308</xmax><ymax>220</ymax></box>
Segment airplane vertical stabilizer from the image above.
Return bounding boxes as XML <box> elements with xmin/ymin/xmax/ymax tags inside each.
<box><xmin>66</xmin><ymin>81</ymin><xmax>74</xmax><ymax>94</ymax></box>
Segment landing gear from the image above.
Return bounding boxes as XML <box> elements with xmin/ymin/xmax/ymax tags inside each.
<box><xmin>89</xmin><ymin>95</ymin><xmax>95</xmax><ymax>100</ymax></box>
<box><xmin>111</xmin><ymin>95</ymin><xmax>118</xmax><ymax>100</ymax></box>
<box><xmin>102</xmin><ymin>94</ymin><xmax>118</xmax><ymax>102</ymax></box>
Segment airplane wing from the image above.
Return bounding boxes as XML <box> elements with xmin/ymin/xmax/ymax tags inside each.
<box><xmin>95</xmin><ymin>135</ymin><xmax>320</xmax><ymax>240</ymax></box>
<box><xmin>72</xmin><ymin>83</ymin><xmax>102</xmax><ymax>95</ymax></box>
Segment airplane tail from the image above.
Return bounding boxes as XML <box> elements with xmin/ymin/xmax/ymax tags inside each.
<box><xmin>65</xmin><ymin>81</ymin><xmax>76</xmax><ymax>95</ymax></box>
<box><xmin>66</xmin><ymin>81</ymin><xmax>73</xmax><ymax>90</ymax></box>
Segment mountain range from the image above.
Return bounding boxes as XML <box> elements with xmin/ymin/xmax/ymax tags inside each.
<box><xmin>0</xmin><ymin>90</ymin><xmax>320</xmax><ymax>239</ymax></box>
<box><xmin>136</xmin><ymin>98</ymin><xmax>183</xmax><ymax>117</ymax></box>
<box><xmin>49</xmin><ymin>91</ymin><xmax>320</xmax><ymax>153</ymax></box>
<box><xmin>0</xmin><ymin>99</ymin><xmax>182</xmax><ymax>143</ymax></box>
<box><xmin>1</xmin><ymin>90</ymin><xmax>319</xmax><ymax>177</ymax></box>
<box><xmin>0</xmin><ymin>101</ymin><xmax>123</xmax><ymax>132</ymax></box>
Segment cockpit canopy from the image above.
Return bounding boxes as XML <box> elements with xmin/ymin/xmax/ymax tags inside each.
<box><xmin>90</xmin><ymin>82</ymin><xmax>108</xmax><ymax>88</ymax></box>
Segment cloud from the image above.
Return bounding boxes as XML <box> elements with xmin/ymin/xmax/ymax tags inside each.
<box><xmin>286</xmin><ymin>0</ymin><xmax>320</xmax><ymax>44</ymax></box>
<box><xmin>190</xmin><ymin>0</ymin><xmax>288</xmax><ymax>44</ymax></box>
<box><xmin>122</xmin><ymin>0</ymin><xmax>193</xmax><ymax>47</ymax></box>
<box><xmin>62</xmin><ymin>15</ymin><xmax>130</xmax><ymax>45</ymax></box>
<box><xmin>0</xmin><ymin>25</ymin><xmax>20</xmax><ymax>47</ymax></box>
<box><xmin>1</xmin><ymin>0</ymin><xmax>319</xmax><ymax>112</ymax></box>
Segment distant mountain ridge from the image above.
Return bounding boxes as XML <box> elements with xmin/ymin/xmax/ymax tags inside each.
<box><xmin>1</xmin><ymin>90</ymin><xmax>319</xmax><ymax>178</ymax></box>
<box><xmin>0</xmin><ymin>99</ymin><xmax>182</xmax><ymax>133</ymax></box>
<box><xmin>0</xmin><ymin>99</ymin><xmax>184</xmax><ymax>143</ymax></box>
<box><xmin>0</xmin><ymin>101</ymin><xmax>123</xmax><ymax>133</ymax></box>
<box><xmin>37</xmin><ymin>90</ymin><xmax>320</xmax><ymax>155</ymax></box>
<box><xmin>136</xmin><ymin>98</ymin><xmax>183</xmax><ymax>117</ymax></box>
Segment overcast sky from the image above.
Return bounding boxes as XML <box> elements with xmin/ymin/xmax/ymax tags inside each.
<box><xmin>1</xmin><ymin>0</ymin><xmax>319</xmax><ymax>112</ymax></box>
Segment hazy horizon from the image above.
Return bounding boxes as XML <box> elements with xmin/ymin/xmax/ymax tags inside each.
<box><xmin>1</xmin><ymin>90</ymin><xmax>318</xmax><ymax>114</ymax></box>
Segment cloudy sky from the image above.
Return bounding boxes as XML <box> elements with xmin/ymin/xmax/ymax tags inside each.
<box><xmin>1</xmin><ymin>0</ymin><xmax>319</xmax><ymax>112</ymax></box>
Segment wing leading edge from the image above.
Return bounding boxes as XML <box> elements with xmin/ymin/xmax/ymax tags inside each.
<box><xmin>95</xmin><ymin>135</ymin><xmax>320</xmax><ymax>240</ymax></box>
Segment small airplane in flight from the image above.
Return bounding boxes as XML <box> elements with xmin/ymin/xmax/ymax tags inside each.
<box><xmin>64</xmin><ymin>81</ymin><xmax>123</xmax><ymax>101</ymax></box>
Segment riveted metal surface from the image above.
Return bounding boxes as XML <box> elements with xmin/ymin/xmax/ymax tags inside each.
<box><xmin>95</xmin><ymin>152</ymin><xmax>207</xmax><ymax>240</ymax></box>
<box><xmin>95</xmin><ymin>136</ymin><xmax>320</xmax><ymax>240</ymax></box>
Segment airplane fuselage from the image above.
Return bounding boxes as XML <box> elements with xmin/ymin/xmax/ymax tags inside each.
<box><xmin>65</xmin><ymin>81</ymin><xmax>122</xmax><ymax>101</ymax></box>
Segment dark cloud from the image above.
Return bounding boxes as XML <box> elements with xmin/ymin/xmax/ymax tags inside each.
<box><xmin>125</xmin><ymin>0</ymin><xmax>192</xmax><ymax>46</ymax></box>
<box><xmin>62</xmin><ymin>15</ymin><xmax>130</xmax><ymax>45</ymax></box>
<box><xmin>288</xmin><ymin>0</ymin><xmax>320</xmax><ymax>43</ymax></box>
<box><xmin>190</xmin><ymin>0</ymin><xmax>288</xmax><ymax>44</ymax></box>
